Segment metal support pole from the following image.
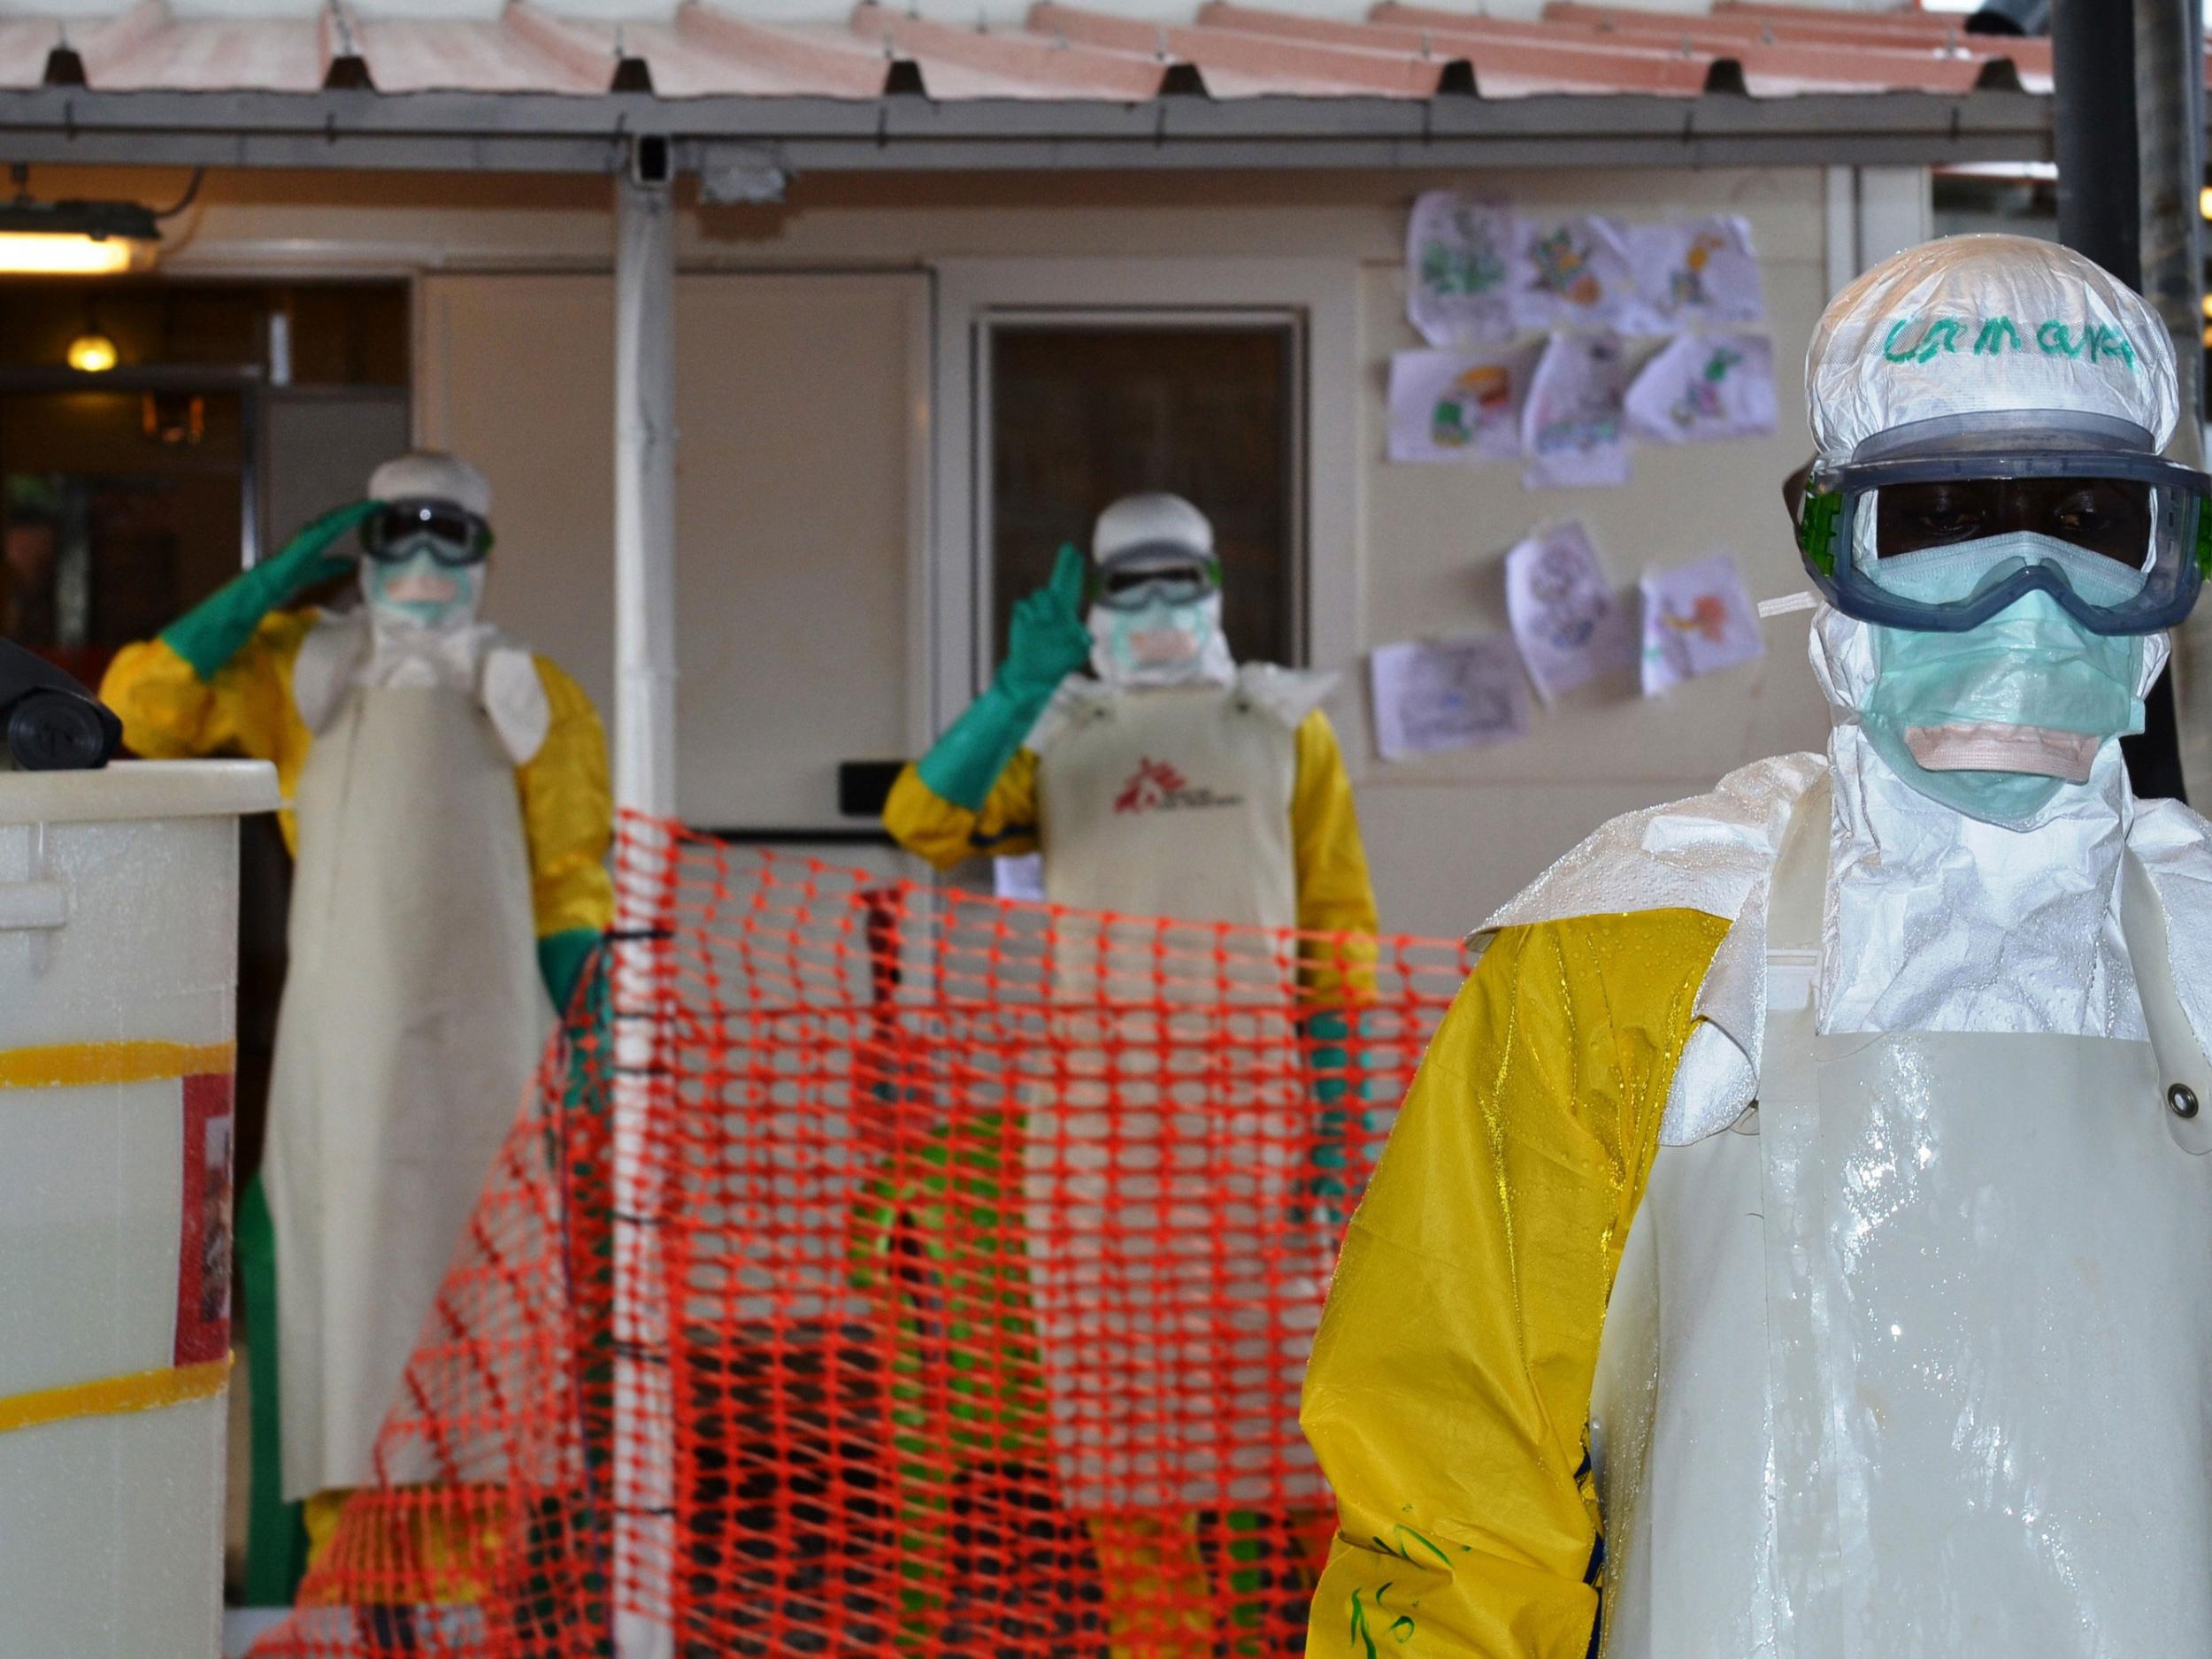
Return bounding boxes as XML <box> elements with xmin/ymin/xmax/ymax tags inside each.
<box><xmin>611</xmin><ymin>163</ymin><xmax>678</xmax><ymax>1659</ymax></box>
<box><xmin>2136</xmin><ymin>0</ymin><xmax>2211</xmax><ymax>796</ymax></box>
<box><xmin>2053</xmin><ymin>0</ymin><xmax>2188</xmax><ymax>800</ymax></box>
<box><xmin>615</xmin><ymin>172</ymin><xmax>680</xmax><ymax>822</ymax></box>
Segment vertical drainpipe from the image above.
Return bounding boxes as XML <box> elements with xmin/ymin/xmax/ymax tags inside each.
<box><xmin>2053</xmin><ymin>0</ymin><xmax>2189</xmax><ymax>800</ymax></box>
<box><xmin>612</xmin><ymin>153</ymin><xmax>679</xmax><ymax>1659</ymax></box>
<box><xmin>2134</xmin><ymin>0</ymin><xmax>2211</xmax><ymax>797</ymax></box>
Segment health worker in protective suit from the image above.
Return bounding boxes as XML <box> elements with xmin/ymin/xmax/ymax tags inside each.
<box><xmin>877</xmin><ymin>493</ymin><xmax>1379</xmax><ymax>1653</ymax></box>
<box><xmin>1302</xmin><ymin>233</ymin><xmax>2212</xmax><ymax>1658</ymax></box>
<box><xmin>101</xmin><ymin>452</ymin><xmax>613</xmax><ymax>1599</ymax></box>
<box><xmin>886</xmin><ymin>491</ymin><xmax>1375</xmax><ymax>947</ymax></box>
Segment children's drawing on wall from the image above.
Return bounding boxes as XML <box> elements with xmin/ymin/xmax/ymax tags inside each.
<box><xmin>1386</xmin><ymin>342</ymin><xmax>1543</xmax><ymax>463</ymax></box>
<box><xmin>1629</xmin><ymin>215</ymin><xmax>1764</xmax><ymax>328</ymax></box>
<box><xmin>1624</xmin><ymin>332</ymin><xmax>1778</xmax><ymax>444</ymax></box>
<box><xmin>1520</xmin><ymin>331</ymin><xmax>1634</xmax><ymax>489</ymax></box>
<box><xmin>1406</xmin><ymin>191</ymin><xmax>1514</xmax><ymax>346</ymax></box>
<box><xmin>1369</xmin><ymin>634</ymin><xmax>1532</xmax><ymax>760</ymax></box>
<box><xmin>1640</xmin><ymin>552</ymin><xmax>1766</xmax><ymax>695</ymax></box>
<box><xmin>1503</xmin><ymin>521</ymin><xmax>1638</xmax><ymax>701</ymax></box>
<box><xmin>1510</xmin><ymin>216</ymin><xmax>1635</xmax><ymax>330</ymax></box>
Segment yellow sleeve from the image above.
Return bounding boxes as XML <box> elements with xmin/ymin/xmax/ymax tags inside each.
<box><xmin>1291</xmin><ymin>709</ymin><xmax>1379</xmax><ymax>997</ymax></box>
<box><xmin>516</xmin><ymin>657</ymin><xmax>615</xmax><ymax>937</ymax></box>
<box><xmin>1301</xmin><ymin>908</ymin><xmax>1727</xmax><ymax>1659</ymax></box>
<box><xmin>881</xmin><ymin>750</ymin><xmax>1041</xmax><ymax>871</ymax></box>
<box><xmin>99</xmin><ymin>615</ymin><xmax>316</xmax><ymax>849</ymax></box>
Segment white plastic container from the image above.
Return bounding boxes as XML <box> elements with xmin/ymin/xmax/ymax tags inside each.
<box><xmin>0</xmin><ymin>759</ymin><xmax>278</xmax><ymax>1659</ymax></box>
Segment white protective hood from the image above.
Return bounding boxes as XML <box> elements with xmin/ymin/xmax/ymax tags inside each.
<box><xmin>1809</xmin><ymin>603</ymin><xmax>2165</xmax><ymax>1038</ymax></box>
<box><xmin>1807</xmin><ymin>233</ymin><xmax>2178</xmax><ymax>459</ymax></box>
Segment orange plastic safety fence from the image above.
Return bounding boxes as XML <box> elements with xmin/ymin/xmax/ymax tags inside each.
<box><xmin>249</xmin><ymin>816</ymin><xmax>1474</xmax><ymax>1658</ymax></box>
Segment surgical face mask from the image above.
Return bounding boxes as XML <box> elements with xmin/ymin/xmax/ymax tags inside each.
<box><xmin>363</xmin><ymin>540</ymin><xmax>485</xmax><ymax>632</ymax></box>
<box><xmin>1087</xmin><ymin>590</ymin><xmax>1233</xmax><ymax>688</ymax></box>
<box><xmin>1857</xmin><ymin>584</ymin><xmax>2146</xmax><ymax>825</ymax></box>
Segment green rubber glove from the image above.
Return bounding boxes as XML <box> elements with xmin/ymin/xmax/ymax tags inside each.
<box><xmin>1295</xmin><ymin>1009</ymin><xmax>1397</xmax><ymax>1232</ymax></box>
<box><xmin>915</xmin><ymin>543</ymin><xmax>1093</xmax><ymax>812</ymax></box>
<box><xmin>161</xmin><ymin>499</ymin><xmax>380</xmax><ymax>680</ymax></box>
<box><xmin>238</xmin><ymin>1172</ymin><xmax>307</xmax><ymax>1605</ymax></box>
<box><xmin>537</xmin><ymin>927</ymin><xmax>602</xmax><ymax>1013</ymax></box>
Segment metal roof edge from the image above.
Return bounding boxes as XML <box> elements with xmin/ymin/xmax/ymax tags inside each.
<box><xmin>0</xmin><ymin>81</ymin><xmax>2055</xmax><ymax>173</ymax></box>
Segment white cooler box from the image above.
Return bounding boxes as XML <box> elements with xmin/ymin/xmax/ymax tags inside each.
<box><xmin>0</xmin><ymin>759</ymin><xmax>276</xmax><ymax>1659</ymax></box>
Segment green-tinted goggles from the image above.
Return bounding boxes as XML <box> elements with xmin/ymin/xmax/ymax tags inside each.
<box><xmin>1794</xmin><ymin>413</ymin><xmax>2212</xmax><ymax>636</ymax></box>
<box><xmin>361</xmin><ymin>501</ymin><xmax>495</xmax><ymax>567</ymax></box>
<box><xmin>1089</xmin><ymin>551</ymin><xmax>1222</xmax><ymax>612</ymax></box>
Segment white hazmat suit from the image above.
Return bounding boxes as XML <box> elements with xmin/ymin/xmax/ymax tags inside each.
<box><xmin>1301</xmin><ymin>234</ymin><xmax>2212</xmax><ymax>1656</ymax></box>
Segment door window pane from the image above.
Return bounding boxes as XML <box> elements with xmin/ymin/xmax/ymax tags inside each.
<box><xmin>988</xmin><ymin>323</ymin><xmax>1299</xmax><ymax>672</ymax></box>
<box><xmin>2</xmin><ymin>389</ymin><xmax>245</xmax><ymax>687</ymax></box>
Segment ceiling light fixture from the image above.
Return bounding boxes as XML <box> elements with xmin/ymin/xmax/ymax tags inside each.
<box><xmin>0</xmin><ymin>165</ymin><xmax>199</xmax><ymax>278</ymax></box>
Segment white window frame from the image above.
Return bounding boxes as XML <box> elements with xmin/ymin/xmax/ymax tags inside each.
<box><xmin>929</xmin><ymin>257</ymin><xmax>1361</xmax><ymax>735</ymax></box>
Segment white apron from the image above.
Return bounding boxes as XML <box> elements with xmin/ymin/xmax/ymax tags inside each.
<box><xmin>263</xmin><ymin>685</ymin><xmax>545</xmax><ymax>1499</ymax></box>
<box><xmin>1593</xmin><ymin>790</ymin><xmax>2212</xmax><ymax>1656</ymax></box>
<box><xmin>1033</xmin><ymin>680</ymin><xmax>1299</xmax><ymax>932</ymax></box>
<box><xmin>1022</xmin><ymin>681</ymin><xmax>1326</xmax><ymax>1512</ymax></box>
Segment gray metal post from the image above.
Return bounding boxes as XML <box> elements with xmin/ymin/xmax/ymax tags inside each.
<box><xmin>615</xmin><ymin>170</ymin><xmax>679</xmax><ymax>821</ymax></box>
<box><xmin>611</xmin><ymin>161</ymin><xmax>678</xmax><ymax>1659</ymax></box>
<box><xmin>2053</xmin><ymin>0</ymin><xmax>2188</xmax><ymax>799</ymax></box>
<box><xmin>2134</xmin><ymin>0</ymin><xmax>2212</xmax><ymax>797</ymax></box>
<box><xmin>2137</xmin><ymin>0</ymin><xmax>2205</xmax><ymax>469</ymax></box>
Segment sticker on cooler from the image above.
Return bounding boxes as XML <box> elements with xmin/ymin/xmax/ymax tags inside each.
<box><xmin>174</xmin><ymin>1072</ymin><xmax>234</xmax><ymax>1367</ymax></box>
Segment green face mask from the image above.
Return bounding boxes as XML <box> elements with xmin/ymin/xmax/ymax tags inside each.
<box><xmin>363</xmin><ymin>542</ymin><xmax>484</xmax><ymax>630</ymax></box>
<box><xmin>1861</xmin><ymin>589</ymin><xmax>2145</xmax><ymax>824</ymax></box>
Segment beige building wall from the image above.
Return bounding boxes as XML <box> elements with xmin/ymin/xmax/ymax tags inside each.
<box><xmin>42</xmin><ymin>162</ymin><xmax>1890</xmax><ymax>935</ymax></box>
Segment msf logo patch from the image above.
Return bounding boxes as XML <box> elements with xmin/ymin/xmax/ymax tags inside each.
<box><xmin>1113</xmin><ymin>757</ymin><xmax>1244</xmax><ymax>815</ymax></box>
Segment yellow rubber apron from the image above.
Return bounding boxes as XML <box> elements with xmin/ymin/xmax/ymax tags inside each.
<box><xmin>1594</xmin><ymin>787</ymin><xmax>2212</xmax><ymax>1655</ymax></box>
<box><xmin>263</xmin><ymin>685</ymin><xmax>544</xmax><ymax>1500</ymax></box>
<box><xmin>1025</xmin><ymin>684</ymin><xmax>1325</xmax><ymax>1513</ymax></box>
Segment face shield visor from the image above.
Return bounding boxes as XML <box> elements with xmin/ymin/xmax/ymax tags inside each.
<box><xmin>1794</xmin><ymin>411</ymin><xmax>2212</xmax><ymax>637</ymax></box>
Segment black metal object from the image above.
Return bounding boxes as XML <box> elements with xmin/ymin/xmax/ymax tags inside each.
<box><xmin>2051</xmin><ymin>0</ymin><xmax>2188</xmax><ymax>802</ymax></box>
<box><xmin>0</xmin><ymin>190</ymin><xmax>159</xmax><ymax>247</ymax></box>
<box><xmin>1968</xmin><ymin>0</ymin><xmax>2051</xmax><ymax>35</ymax></box>
<box><xmin>0</xmin><ymin>640</ymin><xmax>122</xmax><ymax>771</ymax></box>
<box><xmin>2052</xmin><ymin>4</ymin><xmax>2140</xmax><ymax>283</ymax></box>
<box><xmin>837</xmin><ymin>760</ymin><xmax>906</xmax><ymax>819</ymax></box>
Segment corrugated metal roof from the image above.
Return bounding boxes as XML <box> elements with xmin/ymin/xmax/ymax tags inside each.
<box><xmin>0</xmin><ymin>0</ymin><xmax>2062</xmax><ymax>100</ymax></box>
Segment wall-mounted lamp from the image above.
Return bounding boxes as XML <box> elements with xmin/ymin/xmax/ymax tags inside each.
<box><xmin>65</xmin><ymin>330</ymin><xmax>118</xmax><ymax>373</ymax></box>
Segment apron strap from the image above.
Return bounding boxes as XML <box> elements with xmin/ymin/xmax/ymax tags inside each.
<box><xmin>1726</xmin><ymin>777</ymin><xmax>1829</xmax><ymax>1137</ymax></box>
<box><xmin>1753</xmin><ymin>781</ymin><xmax>1844</xmax><ymax>1636</ymax></box>
<box><xmin>2120</xmin><ymin>852</ymin><xmax>2212</xmax><ymax>1155</ymax></box>
<box><xmin>1765</xmin><ymin>775</ymin><xmax>1830</xmax><ymax>972</ymax></box>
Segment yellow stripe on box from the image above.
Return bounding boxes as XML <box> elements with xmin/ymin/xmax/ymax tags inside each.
<box><xmin>0</xmin><ymin>1357</ymin><xmax>229</xmax><ymax>1437</ymax></box>
<box><xmin>0</xmin><ymin>1041</ymin><xmax>234</xmax><ymax>1090</ymax></box>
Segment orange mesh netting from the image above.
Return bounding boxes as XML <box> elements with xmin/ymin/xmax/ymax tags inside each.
<box><xmin>249</xmin><ymin>815</ymin><xmax>1473</xmax><ymax>1658</ymax></box>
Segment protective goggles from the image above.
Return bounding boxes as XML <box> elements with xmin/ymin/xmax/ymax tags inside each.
<box><xmin>1795</xmin><ymin>411</ymin><xmax>2212</xmax><ymax>636</ymax></box>
<box><xmin>361</xmin><ymin>500</ymin><xmax>495</xmax><ymax>567</ymax></box>
<box><xmin>1089</xmin><ymin>547</ymin><xmax>1222</xmax><ymax>612</ymax></box>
